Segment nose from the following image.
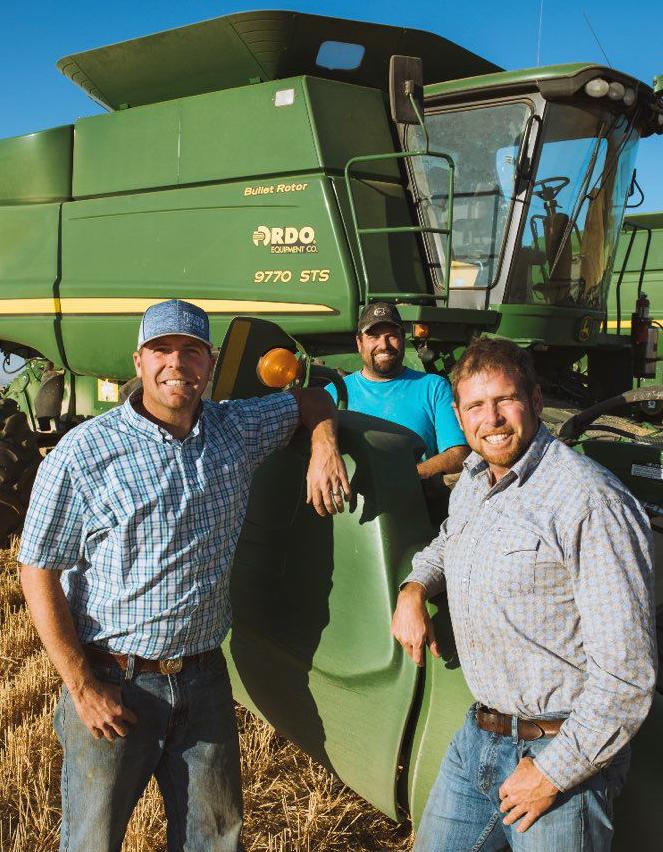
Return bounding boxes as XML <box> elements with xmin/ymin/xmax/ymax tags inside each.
<box><xmin>484</xmin><ymin>400</ymin><xmax>504</xmax><ymax>427</ymax></box>
<box><xmin>165</xmin><ymin>349</ymin><xmax>186</xmax><ymax>368</ymax></box>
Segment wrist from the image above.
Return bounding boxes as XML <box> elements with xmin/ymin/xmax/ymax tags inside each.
<box><xmin>400</xmin><ymin>581</ymin><xmax>428</xmax><ymax>602</ymax></box>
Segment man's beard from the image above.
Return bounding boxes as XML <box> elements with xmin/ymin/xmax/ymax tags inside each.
<box><xmin>370</xmin><ymin>349</ymin><xmax>402</xmax><ymax>377</ymax></box>
<box><xmin>479</xmin><ymin>431</ymin><xmax>528</xmax><ymax>469</ymax></box>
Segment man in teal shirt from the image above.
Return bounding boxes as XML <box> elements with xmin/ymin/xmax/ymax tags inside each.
<box><xmin>325</xmin><ymin>303</ymin><xmax>469</xmax><ymax>481</ymax></box>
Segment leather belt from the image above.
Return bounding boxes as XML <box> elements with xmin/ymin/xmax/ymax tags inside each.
<box><xmin>85</xmin><ymin>645</ymin><xmax>216</xmax><ymax>676</ymax></box>
<box><xmin>476</xmin><ymin>705</ymin><xmax>564</xmax><ymax>740</ymax></box>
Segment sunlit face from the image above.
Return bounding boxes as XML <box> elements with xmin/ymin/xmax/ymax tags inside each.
<box><xmin>453</xmin><ymin>368</ymin><xmax>542</xmax><ymax>479</ymax></box>
<box><xmin>133</xmin><ymin>335</ymin><xmax>213</xmax><ymax>420</ymax></box>
<box><xmin>356</xmin><ymin>323</ymin><xmax>405</xmax><ymax>379</ymax></box>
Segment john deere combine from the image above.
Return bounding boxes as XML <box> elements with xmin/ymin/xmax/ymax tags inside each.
<box><xmin>1</xmin><ymin>11</ymin><xmax>662</xmax><ymax>847</ymax></box>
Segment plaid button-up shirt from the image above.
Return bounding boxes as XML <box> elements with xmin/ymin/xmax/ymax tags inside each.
<box><xmin>404</xmin><ymin>424</ymin><xmax>656</xmax><ymax>792</ymax></box>
<box><xmin>19</xmin><ymin>391</ymin><xmax>299</xmax><ymax>659</ymax></box>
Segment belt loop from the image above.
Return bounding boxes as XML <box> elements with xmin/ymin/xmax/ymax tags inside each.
<box><xmin>125</xmin><ymin>654</ymin><xmax>135</xmax><ymax>681</ymax></box>
<box><xmin>511</xmin><ymin>713</ymin><xmax>519</xmax><ymax>743</ymax></box>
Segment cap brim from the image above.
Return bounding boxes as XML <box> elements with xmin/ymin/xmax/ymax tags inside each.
<box><xmin>138</xmin><ymin>332</ymin><xmax>212</xmax><ymax>350</ymax></box>
<box><xmin>358</xmin><ymin>320</ymin><xmax>403</xmax><ymax>333</ymax></box>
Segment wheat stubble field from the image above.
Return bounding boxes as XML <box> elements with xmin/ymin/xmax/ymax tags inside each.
<box><xmin>0</xmin><ymin>539</ymin><xmax>413</xmax><ymax>851</ymax></box>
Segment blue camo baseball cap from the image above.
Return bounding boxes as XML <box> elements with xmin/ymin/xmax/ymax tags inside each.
<box><xmin>138</xmin><ymin>299</ymin><xmax>212</xmax><ymax>350</ymax></box>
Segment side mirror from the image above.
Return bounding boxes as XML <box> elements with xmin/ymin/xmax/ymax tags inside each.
<box><xmin>211</xmin><ymin>317</ymin><xmax>302</xmax><ymax>401</ymax></box>
<box><xmin>389</xmin><ymin>55</ymin><xmax>424</xmax><ymax>125</ymax></box>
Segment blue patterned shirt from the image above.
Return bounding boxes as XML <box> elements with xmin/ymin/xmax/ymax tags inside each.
<box><xmin>19</xmin><ymin>391</ymin><xmax>299</xmax><ymax>659</ymax></box>
<box><xmin>404</xmin><ymin>424</ymin><xmax>656</xmax><ymax>792</ymax></box>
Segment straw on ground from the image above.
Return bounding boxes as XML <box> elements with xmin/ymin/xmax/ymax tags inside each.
<box><xmin>0</xmin><ymin>539</ymin><xmax>413</xmax><ymax>851</ymax></box>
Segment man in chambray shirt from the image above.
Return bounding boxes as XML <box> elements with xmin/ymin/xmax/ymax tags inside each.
<box><xmin>392</xmin><ymin>337</ymin><xmax>656</xmax><ymax>851</ymax></box>
<box><xmin>19</xmin><ymin>299</ymin><xmax>351</xmax><ymax>852</ymax></box>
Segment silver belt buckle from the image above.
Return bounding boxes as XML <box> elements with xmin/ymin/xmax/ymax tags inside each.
<box><xmin>159</xmin><ymin>657</ymin><xmax>183</xmax><ymax>675</ymax></box>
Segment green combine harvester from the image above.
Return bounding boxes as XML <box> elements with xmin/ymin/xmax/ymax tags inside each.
<box><xmin>1</xmin><ymin>11</ymin><xmax>662</xmax><ymax>847</ymax></box>
<box><xmin>610</xmin><ymin>211</ymin><xmax>663</xmax><ymax>411</ymax></box>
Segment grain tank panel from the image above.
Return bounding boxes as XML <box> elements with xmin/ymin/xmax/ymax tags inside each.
<box><xmin>73</xmin><ymin>77</ymin><xmax>399</xmax><ymax>198</ymax></box>
<box><xmin>59</xmin><ymin>177</ymin><xmax>357</xmax><ymax>377</ymax></box>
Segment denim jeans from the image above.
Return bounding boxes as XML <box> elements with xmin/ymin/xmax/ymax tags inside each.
<box><xmin>414</xmin><ymin>705</ymin><xmax>629</xmax><ymax>852</ymax></box>
<box><xmin>53</xmin><ymin>648</ymin><xmax>243</xmax><ymax>852</ymax></box>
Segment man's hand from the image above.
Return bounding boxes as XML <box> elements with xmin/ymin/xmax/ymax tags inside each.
<box><xmin>69</xmin><ymin>677</ymin><xmax>138</xmax><ymax>741</ymax></box>
<box><xmin>499</xmin><ymin>756</ymin><xmax>559</xmax><ymax>833</ymax></box>
<box><xmin>291</xmin><ymin>388</ymin><xmax>352</xmax><ymax>516</ymax></box>
<box><xmin>391</xmin><ymin>582</ymin><xmax>441</xmax><ymax>666</ymax></box>
<box><xmin>306</xmin><ymin>440</ymin><xmax>352</xmax><ymax>516</ymax></box>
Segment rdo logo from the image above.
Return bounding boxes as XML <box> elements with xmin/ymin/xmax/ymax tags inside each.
<box><xmin>252</xmin><ymin>225</ymin><xmax>316</xmax><ymax>247</ymax></box>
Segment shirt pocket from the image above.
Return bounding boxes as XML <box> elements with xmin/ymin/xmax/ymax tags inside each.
<box><xmin>493</xmin><ymin>527</ymin><xmax>540</xmax><ymax>597</ymax></box>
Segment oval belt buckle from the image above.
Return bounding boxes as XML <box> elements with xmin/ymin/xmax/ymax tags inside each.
<box><xmin>159</xmin><ymin>658</ymin><xmax>183</xmax><ymax>675</ymax></box>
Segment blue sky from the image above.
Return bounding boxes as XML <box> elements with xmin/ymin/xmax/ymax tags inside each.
<box><xmin>3</xmin><ymin>1</ymin><xmax>661</xmax><ymax>209</ymax></box>
<box><xmin>1</xmin><ymin>1</ymin><xmax>661</xmax><ymax>380</ymax></box>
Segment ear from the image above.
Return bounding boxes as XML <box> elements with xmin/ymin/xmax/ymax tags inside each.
<box><xmin>355</xmin><ymin>334</ymin><xmax>362</xmax><ymax>353</ymax></box>
<box><xmin>133</xmin><ymin>350</ymin><xmax>142</xmax><ymax>378</ymax></box>
<box><xmin>532</xmin><ymin>384</ymin><xmax>543</xmax><ymax>417</ymax></box>
<box><xmin>452</xmin><ymin>401</ymin><xmax>463</xmax><ymax>429</ymax></box>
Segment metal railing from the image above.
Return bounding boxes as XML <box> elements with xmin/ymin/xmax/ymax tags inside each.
<box><xmin>343</xmin><ymin>134</ymin><xmax>455</xmax><ymax>307</ymax></box>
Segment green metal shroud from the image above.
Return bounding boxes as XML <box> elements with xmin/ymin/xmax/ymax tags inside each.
<box><xmin>224</xmin><ymin>414</ymin><xmax>432</xmax><ymax>819</ymax></box>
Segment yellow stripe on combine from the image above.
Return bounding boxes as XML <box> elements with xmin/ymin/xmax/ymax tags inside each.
<box><xmin>0</xmin><ymin>298</ymin><xmax>62</xmax><ymax>315</ymax></box>
<box><xmin>0</xmin><ymin>298</ymin><xmax>336</xmax><ymax>316</ymax></box>
<box><xmin>606</xmin><ymin>320</ymin><xmax>632</xmax><ymax>329</ymax></box>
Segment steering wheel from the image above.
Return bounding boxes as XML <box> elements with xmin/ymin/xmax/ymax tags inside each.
<box><xmin>533</xmin><ymin>176</ymin><xmax>570</xmax><ymax>203</ymax></box>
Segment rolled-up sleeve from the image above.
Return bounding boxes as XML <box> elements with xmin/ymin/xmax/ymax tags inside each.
<box><xmin>401</xmin><ymin>518</ymin><xmax>449</xmax><ymax>598</ymax></box>
<box><xmin>534</xmin><ymin>496</ymin><xmax>656</xmax><ymax>791</ymax></box>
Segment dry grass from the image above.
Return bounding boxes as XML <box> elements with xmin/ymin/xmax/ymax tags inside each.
<box><xmin>0</xmin><ymin>540</ymin><xmax>413</xmax><ymax>851</ymax></box>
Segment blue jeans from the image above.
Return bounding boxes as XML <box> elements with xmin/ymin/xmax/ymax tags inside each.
<box><xmin>414</xmin><ymin>706</ymin><xmax>629</xmax><ymax>852</ymax></box>
<box><xmin>53</xmin><ymin>649</ymin><xmax>243</xmax><ymax>852</ymax></box>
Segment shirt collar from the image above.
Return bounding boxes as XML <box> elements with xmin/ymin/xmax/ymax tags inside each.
<box><xmin>122</xmin><ymin>390</ymin><xmax>204</xmax><ymax>443</ymax></box>
<box><xmin>463</xmin><ymin>422</ymin><xmax>553</xmax><ymax>486</ymax></box>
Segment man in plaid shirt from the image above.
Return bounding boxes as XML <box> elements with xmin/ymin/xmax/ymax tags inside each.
<box><xmin>392</xmin><ymin>337</ymin><xmax>656</xmax><ymax>852</ymax></box>
<box><xmin>19</xmin><ymin>299</ymin><xmax>351</xmax><ymax>852</ymax></box>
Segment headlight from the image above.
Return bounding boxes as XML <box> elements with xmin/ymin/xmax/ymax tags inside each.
<box><xmin>584</xmin><ymin>78</ymin><xmax>610</xmax><ymax>97</ymax></box>
<box><xmin>608</xmin><ymin>81</ymin><xmax>626</xmax><ymax>100</ymax></box>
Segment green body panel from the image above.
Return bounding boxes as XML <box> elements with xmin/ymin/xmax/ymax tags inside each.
<box><xmin>72</xmin><ymin>76</ymin><xmax>401</xmax><ymax>197</ymax></box>
<box><xmin>405</xmin><ymin>597</ymin><xmax>474</xmax><ymax>825</ymax></box>
<box><xmin>613</xmin><ymin>694</ymin><xmax>663</xmax><ymax>851</ymax></box>
<box><xmin>224</xmin><ymin>413</ymin><xmax>431</xmax><ymax>818</ymax></box>
<box><xmin>0</xmin><ymin>125</ymin><xmax>72</xmax><ymax>203</ymax></box>
<box><xmin>494</xmin><ymin>303</ymin><xmax>604</xmax><ymax>346</ymax></box>
<box><xmin>59</xmin><ymin>175</ymin><xmax>356</xmax><ymax>377</ymax></box>
<box><xmin>579</xmin><ymin>439</ymin><xmax>663</xmax><ymax>506</ymax></box>
<box><xmin>0</xmin><ymin>203</ymin><xmax>63</xmax><ymax>363</ymax></box>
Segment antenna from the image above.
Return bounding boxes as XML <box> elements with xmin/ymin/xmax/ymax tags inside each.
<box><xmin>537</xmin><ymin>0</ymin><xmax>544</xmax><ymax>66</ymax></box>
<box><xmin>582</xmin><ymin>10</ymin><xmax>612</xmax><ymax>67</ymax></box>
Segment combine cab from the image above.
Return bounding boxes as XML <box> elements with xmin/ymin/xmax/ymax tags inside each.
<box><xmin>1</xmin><ymin>11</ymin><xmax>662</xmax><ymax>847</ymax></box>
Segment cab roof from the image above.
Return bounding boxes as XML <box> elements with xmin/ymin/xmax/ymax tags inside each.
<box><xmin>57</xmin><ymin>9</ymin><xmax>501</xmax><ymax>110</ymax></box>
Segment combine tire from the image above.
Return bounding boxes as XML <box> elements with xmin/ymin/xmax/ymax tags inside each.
<box><xmin>0</xmin><ymin>398</ymin><xmax>41</xmax><ymax>546</ymax></box>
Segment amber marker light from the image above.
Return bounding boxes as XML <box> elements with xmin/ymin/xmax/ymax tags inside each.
<box><xmin>257</xmin><ymin>347</ymin><xmax>303</xmax><ymax>388</ymax></box>
<box><xmin>412</xmin><ymin>323</ymin><xmax>430</xmax><ymax>339</ymax></box>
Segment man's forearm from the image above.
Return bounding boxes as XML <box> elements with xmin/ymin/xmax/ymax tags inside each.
<box><xmin>20</xmin><ymin>564</ymin><xmax>94</xmax><ymax>694</ymax></box>
<box><xmin>417</xmin><ymin>445</ymin><xmax>470</xmax><ymax>479</ymax></box>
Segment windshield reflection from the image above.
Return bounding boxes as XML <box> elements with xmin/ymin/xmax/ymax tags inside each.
<box><xmin>408</xmin><ymin>102</ymin><xmax>531</xmax><ymax>294</ymax></box>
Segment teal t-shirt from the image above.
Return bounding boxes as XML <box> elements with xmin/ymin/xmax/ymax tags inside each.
<box><xmin>325</xmin><ymin>368</ymin><xmax>467</xmax><ymax>460</ymax></box>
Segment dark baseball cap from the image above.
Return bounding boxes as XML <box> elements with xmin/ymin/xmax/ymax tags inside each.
<box><xmin>138</xmin><ymin>299</ymin><xmax>212</xmax><ymax>350</ymax></box>
<box><xmin>357</xmin><ymin>302</ymin><xmax>404</xmax><ymax>334</ymax></box>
